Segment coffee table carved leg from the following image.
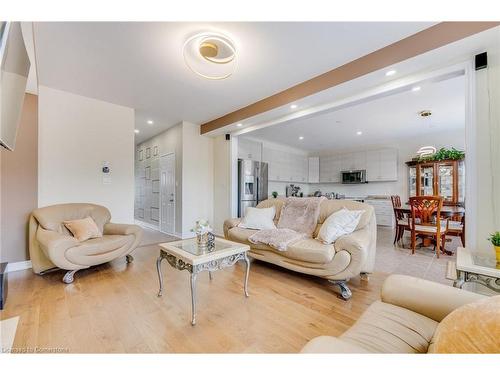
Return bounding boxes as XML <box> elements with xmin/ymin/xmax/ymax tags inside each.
<box><xmin>190</xmin><ymin>272</ymin><xmax>198</xmax><ymax>325</ymax></box>
<box><xmin>156</xmin><ymin>255</ymin><xmax>165</xmax><ymax>297</ymax></box>
<box><xmin>454</xmin><ymin>270</ymin><xmax>466</xmax><ymax>289</ymax></box>
<box><xmin>243</xmin><ymin>253</ymin><xmax>250</xmax><ymax>297</ymax></box>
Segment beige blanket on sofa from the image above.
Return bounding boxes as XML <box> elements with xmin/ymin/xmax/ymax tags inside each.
<box><xmin>248</xmin><ymin>228</ymin><xmax>305</xmax><ymax>252</ymax></box>
<box><xmin>248</xmin><ymin>197</ymin><xmax>324</xmax><ymax>251</ymax></box>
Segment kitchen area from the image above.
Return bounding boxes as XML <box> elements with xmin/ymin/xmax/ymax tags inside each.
<box><xmin>237</xmin><ymin>137</ymin><xmax>398</xmax><ymax>227</ymax></box>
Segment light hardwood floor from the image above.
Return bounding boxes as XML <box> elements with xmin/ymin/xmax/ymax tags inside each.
<box><xmin>1</xmin><ymin>241</ymin><xmax>385</xmax><ymax>353</ymax></box>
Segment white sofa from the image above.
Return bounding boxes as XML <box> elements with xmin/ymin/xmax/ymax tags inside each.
<box><xmin>224</xmin><ymin>197</ymin><xmax>377</xmax><ymax>299</ymax></box>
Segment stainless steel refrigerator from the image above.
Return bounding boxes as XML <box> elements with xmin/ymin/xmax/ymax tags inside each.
<box><xmin>238</xmin><ymin>159</ymin><xmax>268</xmax><ymax>217</ymax></box>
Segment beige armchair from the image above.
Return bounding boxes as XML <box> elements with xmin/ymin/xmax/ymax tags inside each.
<box><xmin>301</xmin><ymin>274</ymin><xmax>486</xmax><ymax>353</ymax></box>
<box><xmin>29</xmin><ymin>203</ymin><xmax>143</xmax><ymax>283</ymax></box>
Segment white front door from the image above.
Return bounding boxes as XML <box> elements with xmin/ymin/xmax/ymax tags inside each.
<box><xmin>160</xmin><ymin>154</ymin><xmax>175</xmax><ymax>235</ymax></box>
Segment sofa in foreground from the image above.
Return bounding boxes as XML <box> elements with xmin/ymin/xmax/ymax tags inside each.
<box><xmin>301</xmin><ymin>274</ymin><xmax>497</xmax><ymax>353</ymax></box>
<box><xmin>29</xmin><ymin>203</ymin><xmax>143</xmax><ymax>283</ymax></box>
<box><xmin>224</xmin><ymin>198</ymin><xmax>376</xmax><ymax>299</ymax></box>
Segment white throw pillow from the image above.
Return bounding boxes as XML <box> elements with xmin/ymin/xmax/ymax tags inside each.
<box><xmin>316</xmin><ymin>208</ymin><xmax>365</xmax><ymax>244</ymax></box>
<box><xmin>238</xmin><ymin>206</ymin><xmax>276</xmax><ymax>230</ymax></box>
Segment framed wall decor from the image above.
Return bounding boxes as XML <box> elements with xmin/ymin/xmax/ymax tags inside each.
<box><xmin>153</xmin><ymin>145</ymin><xmax>158</xmax><ymax>156</ymax></box>
<box><xmin>145</xmin><ymin>166</ymin><xmax>151</xmax><ymax>180</ymax></box>
<box><xmin>146</xmin><ymin>147</ymin><xmax>151</xmax><ymax>159</ymax></box>
<box><xmin>139</xmin><ymin>149</ymin><xmax>144</xmax><ymax>161</ymax></box>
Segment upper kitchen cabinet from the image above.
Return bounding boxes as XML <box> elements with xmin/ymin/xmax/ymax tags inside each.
<box><xmin>262</xmin><ymin>144</ymin><xmax>308</xmax><ymax>183</ymax></box>
<box><xmin>341</xmin><ymin>151</ymin><xmax>366</xmax><ymax>171</ymax></box>
<box><xmin>308</xmin><ymin>157</ymin><xmax>319</xmax><ymax>183</ymax></box>
<box><xmin>238</xmin><ymin>138</ymin><xmax>262</xmax><ymax>161</ymax></box>
<box><xmin>319</xmin><ymin>155</ymin><xmax>342</xmax><ymax>183</ymax></box>
<box><xmin>366</xmin><ymin>148</ymin><xmax>398</xmax><ymax>182</ymax></box>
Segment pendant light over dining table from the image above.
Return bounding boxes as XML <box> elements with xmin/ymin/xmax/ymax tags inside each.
<box><xmin>183</xmin><ymin>32</ymin><xmax>237</xmax><ymax>80</ymax></box>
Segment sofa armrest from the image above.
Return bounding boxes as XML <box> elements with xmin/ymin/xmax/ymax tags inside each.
<box><xmin>103</xmin><ymin>223</ymin><xmax>143</xmax><ymax>236</ymax></box>
<box><xmin>381</xmin><ymin>274</ymin><xmax>486</xmax><ymax>322</ymax></box>
<box><xmin>223</xmin><ymin>218</ymin><xmax>242</xmax><ymax>238</ymax></box>
<box><xmin>334</xmin><ymin>226</ymin><xmax>371</xmax><ymax>272</ymax></box>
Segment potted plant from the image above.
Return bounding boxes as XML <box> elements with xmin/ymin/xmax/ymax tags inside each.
<box><xmin>271</xmin><ymin>191</ymin><xmax>278</xmax><ymax>199</ymax></box>
<box><xmin>488</xmin><ymin>231</ymin><xmax>500</xmax><ymax>263</ymax></box>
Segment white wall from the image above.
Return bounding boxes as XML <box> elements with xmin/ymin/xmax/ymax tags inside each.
<box><xmin>474</xmin><ymin>32</ymin><xmax>500</xmax><ymax>251</ymax></box>
<box><xmin>182</xmin><ymin>122</ymin><xmax>214</xmax><ymax>237</ymax></box>
<box><xmin>311</xmin><ymin>129</ymin><xmax>465</xmax><ymax>201</ymax></box>
<box><xmin>38</xmin><ymin>86</ymin><xmax>135</xmax><ymax>223</ymax></box>
<box><xmin>213</xmin><ymin>134</ymin><xmax>232</xmax><ymax>235</ymax></box>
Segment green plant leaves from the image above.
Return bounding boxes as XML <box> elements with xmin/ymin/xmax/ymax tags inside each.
<box><xmin>489</xmin><ymin>231</ymin><xmax>500</xmax><ymax>246</ymax></box>
<box><xmin>417</xmin><ymin>147</ymin><xmax>465</xmax><ymax>162</ymax></box>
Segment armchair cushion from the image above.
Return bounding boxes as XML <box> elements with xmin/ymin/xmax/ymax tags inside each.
<box><xmin>63</xmin><ymin>217</ymin><xmax>102</xmax><ymax>241</ymax></box>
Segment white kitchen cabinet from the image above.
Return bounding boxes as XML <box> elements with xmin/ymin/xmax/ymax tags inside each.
<box><xmin>366</xmin><ymin>148</ymin><xmax>398</xmax><ymax>182</ymax></box>
<box><xmin>263</xmin><ymin>145</ymin><xmax>308</xmax><ymax>183</ymax></box>
<box><xmin>238</xmin><ymin>138</ymin><xmax>262</xmax><ymax>161</ymax></box>
<box><xmin>308</xmin><ymin>157</ymin><xmax>319</xmax><ymax>183</ymax></box>
<box><xmin>320</xmin><ymin>155</ymin><xmax>342</xmax><ymax>183</ymax></box>
<box><xmin>341</xmin><ymin>151</ymin><xmax>366</xmax><ymax>171</ymax></box>
<box><xmin>365</xmin><ymin>199</ymin><xmax>395</xmax><ymax>227</ymax></box>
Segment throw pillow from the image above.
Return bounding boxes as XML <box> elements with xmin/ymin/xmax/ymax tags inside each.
<box><xmin>316</xmin><ymin>208</ymin><xmax>365</xmax><ymax>244</ymax></box>
<box><xmin>238</xmin><ymin>206</ymin><xmax>276</xmax><ymax>230</ymax></box>
<box><xmin>63</xmin><ymin>217</ymin><xmax>102</xmax><ymax>242</ymax></box>
<box><xmin>429</xmin><ymin>295</ymin><xmax>500</xmax><ymax>353</ymax></box>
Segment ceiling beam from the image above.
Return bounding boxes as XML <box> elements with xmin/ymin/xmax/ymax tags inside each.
<box><xmin>201</xmin><ymin>21</ymin><xmax>499</xmax><ymax>135</ymax></box>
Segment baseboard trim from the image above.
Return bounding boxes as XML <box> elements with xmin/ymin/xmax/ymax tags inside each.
<box><xmin>5</xmin><ymin>260</ymin><xmax>32</xmax><ymax>273</ymax></box>
<box><xmin>134</xmin><ymin>219</ymin><xmax>160</xmax><ymax>231</ymax></box>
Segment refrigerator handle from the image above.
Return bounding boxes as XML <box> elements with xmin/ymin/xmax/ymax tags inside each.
<box><xmin>256</xmin><ymin>177</ymin><xmax>259</xmax><ymax>204</ymax></box>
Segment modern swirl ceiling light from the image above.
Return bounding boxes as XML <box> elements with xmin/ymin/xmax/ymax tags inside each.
<box><xmin>183</xmin><ymin>32</ymin><xmax>237</xmax><ymax>80</ymax></box>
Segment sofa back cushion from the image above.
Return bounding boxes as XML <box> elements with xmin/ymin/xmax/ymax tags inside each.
<box><xmin>32</xmin><ymin>203</ymin><xmax>111</xmax><ymax>235</ymax></box>
<box><xmin>257</xmin><ymin>198</ymin><xmax>373</xmax><ymax>235</ymax></box>
<box><xmin>256</xmin><ymin>197</ymin><xmax>286</xmax><ymax>224</ymax></box>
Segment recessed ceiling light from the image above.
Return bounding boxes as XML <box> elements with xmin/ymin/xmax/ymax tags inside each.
<box><xmin>412</xmin><ymin>86</ymin><xmax>421</xmax><ymax>92</ymax></box>
<box><xmin>147</xmin><ymin>120</ymin><xmax>154</xmax><ymax>125</ymax></box>
<box><xmin>134</xmin><ymin>129</ymin><xmax>140</xmax><ymax>134</ymax></box>
<box><xmin>385</xmin><ymin>69</ymin><xmax>396</xmax><ymax>76</ymax></box>
<box><xmin>299</xmin><ymin>136</ymin><xmax>304</xmax><ymax>140</ymax></box>
<box><xmin>356</xmin><ymin>131</ymin><xmax>363</xmax><ymax>135</ymax></box>
<box><xmin>236</xmin><ymin>123</ymin><xmax>243</xmax><ymax>127</ymax></box>
<box><xmin>290</xmin><ymin>104</ymin><xmax>298</xmax><ymax>109</ymax></box>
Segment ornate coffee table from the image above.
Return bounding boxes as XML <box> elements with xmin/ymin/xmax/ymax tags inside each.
<box><xmin>450</xmin><ymin>247</ymin><xmax>500</xmax><ymax>295</ymax></box>
<box><xmin>156</xmin><ymin>237</ymin><xmax>251</xmax><ymax>325</ymax></box>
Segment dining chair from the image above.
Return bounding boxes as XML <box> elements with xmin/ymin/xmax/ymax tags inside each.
<box><xmin>445</xmin><ymin>213</ymin><xmax>465</xmax><ymax>247</ymax></box>
<box><xmin>390</xmin><ymin>195</ymin><xmax>409</xmax><ymax>246</ymax></box>
<box><xmin>408</xmin><ymin>196</ymin><xmax>449</xmax><ymax>258</ymax></box>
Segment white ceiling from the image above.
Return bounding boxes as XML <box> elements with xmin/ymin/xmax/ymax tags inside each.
<box><xmin>242</xmin><ymin>74</ymin><xmax>465</xmax><ymax>152</ymax></box>
<box><xmin>32</xmin><ymin>22</ymin><xmax>435</xmax><ymax>142</ymax></box>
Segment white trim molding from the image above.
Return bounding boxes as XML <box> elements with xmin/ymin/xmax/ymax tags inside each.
<box><xmin>5</xmin><ymin>260</ymin><xmax>32</xmax><ymax>273</ymax></box>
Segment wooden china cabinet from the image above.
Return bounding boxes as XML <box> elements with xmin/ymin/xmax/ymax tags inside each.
<box><xmin>406</xmin><ymin>158</ymin><xmax>465</xmax><ymax>206</ymax></box>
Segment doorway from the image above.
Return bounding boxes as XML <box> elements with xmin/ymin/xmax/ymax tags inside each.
<box><xmin>160</xmin><ymin>153</ymin><xmax>175</xmax><ymax>235</ymax></box>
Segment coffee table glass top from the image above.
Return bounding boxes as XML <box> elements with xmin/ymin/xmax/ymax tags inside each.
<box><xmin>471</xmin><ymin>253</ymin><xmax>499</xmax><ymax>270</ymax></box>
<box><xmin>172</xmin><ymin>238</ymin><xmax>234</xmax><ymax>256</ymax></box>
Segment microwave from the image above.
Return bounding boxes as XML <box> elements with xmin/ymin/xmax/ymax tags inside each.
<box><xmin>341</xmin><ymin>170</ymin><xmax>367</xmax><ymax>184</ymax></box>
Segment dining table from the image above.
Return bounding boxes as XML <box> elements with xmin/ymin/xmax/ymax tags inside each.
<box><xmin>394</xmin><ymin>204</ymin><xmax>465</xmax><ymax>255</ymax></box>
